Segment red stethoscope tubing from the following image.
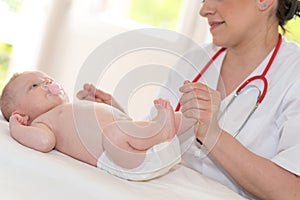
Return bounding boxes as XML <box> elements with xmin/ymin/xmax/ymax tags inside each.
<box><xmin>175</xmin><ymin>35</ymin><xmax>282</xmax><ymax>112</ymax></box>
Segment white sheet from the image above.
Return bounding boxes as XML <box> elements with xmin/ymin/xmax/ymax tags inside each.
<box><xmin>0</xmin><ymin>114</ymin><xmax>245</xmax><ymax>200</ymax></box>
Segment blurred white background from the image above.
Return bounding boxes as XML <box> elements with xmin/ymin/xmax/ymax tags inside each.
<box><xmin>0</xmin><ymin>0</ymin><xmax>211</xmax><ymax>119</ymax></box>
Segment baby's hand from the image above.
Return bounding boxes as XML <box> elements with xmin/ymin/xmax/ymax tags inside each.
<box><xmin>76</xmin><ymin>83</ymin><xmax>97</xmax><ymax>102</ymax></box>
<box><xmin>9</xmin><ymin>113</ymin><xmax>29</xmax><ymax>126</ymax></box>
<box><xmin>77</xmin><ymin>83</ymin><xmax>112</xmax><ymax>104</ymax></box>
<box><xmin>77</xmin><ymin>83</ymin><xmax>125</xmax><ymax>112</ymax></box>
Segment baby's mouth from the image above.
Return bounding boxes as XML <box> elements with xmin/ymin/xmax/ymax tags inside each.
<box><xmin>42</xmin><ymin>82</ymin><xmax>64</xmax><ymax>96</ymax></box>
<box><xmin>47</xmin><ymin>83</ymin><xmax>62</xmax><ymax>95</ymax></box>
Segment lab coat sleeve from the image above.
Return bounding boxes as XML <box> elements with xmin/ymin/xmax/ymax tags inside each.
<box><xmin>272</xmin><ymin>79</ymin><xmax>300</xmax><ymax>176</ymax></box>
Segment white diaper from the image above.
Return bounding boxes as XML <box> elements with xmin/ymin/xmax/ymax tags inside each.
<box><xmin>97</xmin><ymin>136</ymin><xmax>181</xmax><ymax>181</ymax></box>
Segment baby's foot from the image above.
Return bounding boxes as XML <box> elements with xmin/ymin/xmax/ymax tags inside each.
<box><xmin>153</xmin><ymin>98</ymin><xmax>176</xmax><ymax>141</ymax></box>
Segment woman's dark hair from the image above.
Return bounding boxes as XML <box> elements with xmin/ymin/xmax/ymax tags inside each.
<box><xmin>277</xmin><ymin>0</ymin><xmax>300</xmax><ymax>32</ymax></box>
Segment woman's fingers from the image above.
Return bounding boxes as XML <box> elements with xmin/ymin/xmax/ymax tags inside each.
<box><xmin>179</xmin><ymin>81</ymin><xmax>222</xmax><ymax>140</ymax></box>
<box><xmin>179</xmin><ymin>82</ymin><xmax>213</xmax><ymax>109</ymax></box>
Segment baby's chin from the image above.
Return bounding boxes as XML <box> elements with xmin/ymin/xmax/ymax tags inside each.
<box><xmin>46</xmin><ymin>91</ymin><xmax>69</xmax><ymax>103</ymax></box>
<box><xmin>61</xmin><ymin>93</ymin><xmax>70</xmax><ymax>103</ymax></box>
<box><xmin>57</xmin><ymin>95</ymin><xmax>69</xmax><ymax>105</ymax></box>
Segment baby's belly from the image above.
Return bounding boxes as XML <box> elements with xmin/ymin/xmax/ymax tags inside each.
<box><xmin>52</xmin><ymin>102</ymin><xmax>119</xmax><ymax>165</ymax></box>
<box><xmin>53</xmin><ymin>101</ymin><xmax>121</xmax><ymax>129</ymax></box>
<box><xmin>51</xmin><ymin>103</ymin><xmax>111</xmax><ymax>165</ymax></box>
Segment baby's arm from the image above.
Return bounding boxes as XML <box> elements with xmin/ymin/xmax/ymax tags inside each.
<box><xmin>77</xmin><ymin>83</ymin><xmax>125</xmax><ymax>113</ymax></box>
<box><xmin>9</xmin><ymin>114</ymin><xmax>56</xmax><ymax>153</ymax></box>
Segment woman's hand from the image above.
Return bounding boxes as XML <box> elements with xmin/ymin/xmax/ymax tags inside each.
<box><xmin>179</xmin><ymin>81</ymin><xmax>222</xmax><ymax>145</ymax></box>
<box><xmin>179</xmin><ymin>83</ymin><xmax>300</xmax><ymax>199</ymax></box>
<box><xmin>76</xmin><ymin>83</ymin><xmax>125</xmax><ymax>113</ymax></box>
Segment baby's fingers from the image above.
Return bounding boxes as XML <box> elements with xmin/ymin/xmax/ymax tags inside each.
<box><xmin>9</xmin><ymin>114</ymin><xmax>22</xmax><ymax>125</ymax></box>
<box><xmin>76</xmin><ymin>90</ymin><xmax>90</xmax><ymax>100</ymax></box>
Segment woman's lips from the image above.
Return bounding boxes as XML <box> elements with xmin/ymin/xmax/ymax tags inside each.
<box><xmin>209</xmin><ymin>21</ymin><xmax>225</xmax><ymax>31</ymax></box>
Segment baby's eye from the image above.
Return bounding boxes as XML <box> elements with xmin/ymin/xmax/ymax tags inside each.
<box><xmin>30</xmin><ymin>83</ymin><xmax>40</xmax><ymax>89</ymax></box>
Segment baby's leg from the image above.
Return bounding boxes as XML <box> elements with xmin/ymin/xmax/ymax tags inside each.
<box><xmin>102</xmin><ymin>98</ymin><xmax>176</xmax><ymax>169</ymax></box>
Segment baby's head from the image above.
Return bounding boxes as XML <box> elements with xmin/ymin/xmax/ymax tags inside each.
<box><xmin>0</xmin><ymin>71</ymin><xmax>68</xmax><ymax>122</ymax></box>
<box><xmin>0</xmin><ymin>73</ymin><xmax>20</xmax><ymax>121</ymax></box>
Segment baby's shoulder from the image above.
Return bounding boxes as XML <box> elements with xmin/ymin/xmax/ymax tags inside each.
<box><xmin>32</xmin><ymin>103</ymin><xmax>72</xmax><ymax>124</ymax></box>
<box><xmin>45</xmin><ymin>103</ymin><xmax>72</xmax><ymax>116</ymax></box>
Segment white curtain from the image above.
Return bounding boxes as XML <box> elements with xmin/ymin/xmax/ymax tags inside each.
<box><xmin>8</xmin><ymin>0</ymin><xmax>71</xmax><ymax>77</ymax></box>
<box><xmin>7</xmin><ymin>0</ymin><xmax>211</xmax><ymax>97</ymax></box>
<box><xmin>177</xmin><ymin>0</ymin><xmax>211</xmax><ymax>45</ymax></box>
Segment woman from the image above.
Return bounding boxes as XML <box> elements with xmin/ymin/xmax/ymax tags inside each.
<box><xmin>177</xmin><ymin>0</ymin><xmax>300</xmax><ymax>199</ymax></box>
<box><xmin>77</xmin><ymin>0</ymin><xmax>300</xmax><ymax>199</ymax></box>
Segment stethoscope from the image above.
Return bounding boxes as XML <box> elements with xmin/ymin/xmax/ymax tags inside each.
<box><xmin>175</xmin><ymin>35</ymin><xmax>282</xmax><ymax>137</ymax></box>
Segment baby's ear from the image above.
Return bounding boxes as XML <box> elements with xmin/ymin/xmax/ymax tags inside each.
<box><xmin>11</xmin><ymin>110</ymin><xmax>21</xmax><ymax>116</ymax></box>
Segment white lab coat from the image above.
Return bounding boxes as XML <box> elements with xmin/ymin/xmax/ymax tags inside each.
<box><xmin>158</xmin><ymin>37</ymin><xmax>300</xmax><ymax>199</ymax></box>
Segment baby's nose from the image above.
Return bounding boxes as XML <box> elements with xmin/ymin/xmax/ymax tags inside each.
<box><xmin>44</xmin><ymin>79</ymin><xmax>53</xmax><ymax>85</ymax></box>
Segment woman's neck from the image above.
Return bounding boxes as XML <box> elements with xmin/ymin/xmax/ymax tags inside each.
<box><xmin>226</xmin><ymin>32</ymin><xmax>279</xmax><ymax>70</ymax></box>
<box><xmin>218</xmin><ymin>32</ymin><xmax>280</xmax><ymax>97</ymax></box>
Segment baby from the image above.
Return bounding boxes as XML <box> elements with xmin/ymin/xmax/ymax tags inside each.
<box><xmin>0</xmin><ymin>71</ymin><xmax>195</xmax><ymax>180</ymax></box>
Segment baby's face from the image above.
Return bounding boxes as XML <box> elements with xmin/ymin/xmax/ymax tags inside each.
<box><xmin>11</xmin><ymin>71</ymin><xmax>68</xmax><ymax>121</ymax></box>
